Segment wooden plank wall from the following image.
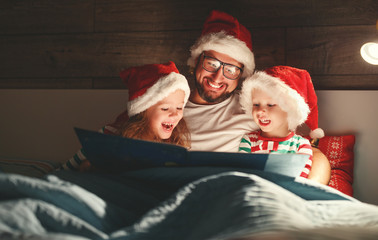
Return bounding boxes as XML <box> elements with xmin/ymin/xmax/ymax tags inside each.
<box><xmin>0</xmin><ymin>0</ymin><xmax>377</xmax><ymax>90</ymax></box>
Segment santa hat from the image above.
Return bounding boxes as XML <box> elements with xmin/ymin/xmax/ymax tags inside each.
<box><xmin>187</xmin><ymin>10</ymin><xmax>255</xmax><ymax>78</ymax></box>
<box><xmin>120</xmin><ymin>61</ymin><xmax>190</xmax><ymax>117</ymax></box>
<box><xmin>240</xmin><ymin>66</ymin><xmax>324</xmax><ymax>139</ymax></box>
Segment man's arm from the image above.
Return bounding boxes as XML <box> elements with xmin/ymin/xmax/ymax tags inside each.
<box><xmin>308</xmin><ymin>147</ymin><xmax>331</xmax><ymax>184</ymax></box>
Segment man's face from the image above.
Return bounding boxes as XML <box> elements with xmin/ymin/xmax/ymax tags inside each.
<box><xmin>191</xmin><ymin>50</ymin><xmax>243</xmax><ymax>105</ymax></box>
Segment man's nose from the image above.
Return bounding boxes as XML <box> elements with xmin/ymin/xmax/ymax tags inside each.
<box><xmin>212</xmin><ymin>66</ymin><xmax>225</xmax><ymax>80</ymax></box>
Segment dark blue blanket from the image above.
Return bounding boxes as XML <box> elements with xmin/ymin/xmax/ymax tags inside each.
<box><xmin>1</xmin><ymin>167</ymin><xmax>377</xmax><ymax>240</ymax></box>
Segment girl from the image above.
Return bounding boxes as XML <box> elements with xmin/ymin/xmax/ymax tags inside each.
<box><xmin>238</xmin><ymin>66</ymin><xmax>324</xmax><ymax>178</ymax></box>
<box><xmin>119</xmin><ymin>61</ymin><xmax>191</xmax><ymax>148</ymax></box>
<box><xmin>62</xmin><ymin>61</ymin><xmax>191</xmax><ymax>170</ymax></box>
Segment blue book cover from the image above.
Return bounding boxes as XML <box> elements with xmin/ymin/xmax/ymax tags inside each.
<box><xmin>75</xmin><ymin>128</ymin><xmax>309</xmax><ymax>178</ymax></box>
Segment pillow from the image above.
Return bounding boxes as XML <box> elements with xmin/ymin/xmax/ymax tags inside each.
<box><xmin>314</xmin><ymin>135</ymin><xmax>355</xmax><ymax>196</ymax></box>
<box><xmin>0</xmin><ymin>156</ymin><xmax>60</xmax><ymax>178</ymax></box>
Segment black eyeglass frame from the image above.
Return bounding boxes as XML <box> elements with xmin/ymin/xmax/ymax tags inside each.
<box><xmin>201</xmin><ymin>53</ymin><xmax>243</xmax><ymax>80</ymax></box>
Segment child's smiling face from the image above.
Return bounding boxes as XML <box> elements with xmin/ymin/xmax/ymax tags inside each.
<box><xmin>146</xmin><ymin>89</ymin><xmax>185</xmax><ymax>140</ymax></box>
<box><xmin>251</xmin><ymin>88</ymin><xmax>289</xmax><ymax>138</ymax></box>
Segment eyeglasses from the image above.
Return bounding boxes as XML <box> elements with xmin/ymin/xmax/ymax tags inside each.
<box><xmin>202</xmin><ymin>54</ymin><xmax>243</xmax><ymax>80</ymax></box>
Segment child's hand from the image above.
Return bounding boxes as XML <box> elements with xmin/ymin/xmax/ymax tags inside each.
<box><xmin>78</xmin><ymin>160</ymin><xmax>92</xmax><ymax>172</ymax></box>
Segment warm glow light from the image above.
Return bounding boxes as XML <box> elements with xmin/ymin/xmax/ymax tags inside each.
<box><xmin>361</xmin><ymin>42</ymin><xmax>378</xmax><ymax>65</ymax></box>
<box><xmin>361</xmin><ymin>20</ymin><xmax>378</xmax><ymax>65</ymax></box>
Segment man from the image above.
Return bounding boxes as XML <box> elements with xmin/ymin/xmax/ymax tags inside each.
<box><xmin>183</xmin><ymin>10</ymin><xmax>330</xmax><ymax>184</ymax></box>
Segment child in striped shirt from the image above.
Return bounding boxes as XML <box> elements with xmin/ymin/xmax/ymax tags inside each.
<box><xmin>238</xmin><ymin>66</ymin><xmax>324</xmax><ymax>178</ymax></box>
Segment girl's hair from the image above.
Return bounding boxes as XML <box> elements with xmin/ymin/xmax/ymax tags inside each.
<box><xmin>119</xmin><ymin>111</ymin><xmax>191</xmax><ymax>149</ymax></box>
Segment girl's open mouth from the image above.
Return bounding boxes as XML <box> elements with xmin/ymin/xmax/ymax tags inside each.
<box><xmin>162</xmin><ymin>122</ymin><xmax>174</xmax><ymax>131</ymax></box>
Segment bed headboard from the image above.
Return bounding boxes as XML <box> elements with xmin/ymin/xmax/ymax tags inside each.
<box><xmin>0</xmin><ymin>1</ymin><xmax>377</xmax><ymax>90</ymax></box>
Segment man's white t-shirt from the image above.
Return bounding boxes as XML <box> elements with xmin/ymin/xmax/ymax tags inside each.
<box><xmin>184</xmin><ymin>92</ymin><xmax>258</xmax><ymax>152</ymax></box>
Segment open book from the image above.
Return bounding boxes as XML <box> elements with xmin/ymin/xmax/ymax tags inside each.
<box><xmin>75</xmin><ymin>128</ymin><xmax>309</xmax><ymax>178</ymax></box>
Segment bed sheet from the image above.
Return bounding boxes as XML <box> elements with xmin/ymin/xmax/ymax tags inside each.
<box><xmin>1</xmin><ymin>167</ymin><xmax>378</xmax><ymax>240</ymax></box>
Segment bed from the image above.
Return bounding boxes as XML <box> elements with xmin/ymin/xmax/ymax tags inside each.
<box><xmin>1</xmin><ymin>133</ymin><xmax>378</xmax><ymax>240</ymax></box>
<box><xmin>1</xmin><ymin>166</ymin><xmax>378</xmax><ymax>240</ymax></box>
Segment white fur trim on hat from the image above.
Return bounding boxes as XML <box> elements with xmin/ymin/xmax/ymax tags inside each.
<box><xmin>187</xmin><ymin>31</ymin><xmax>255</xmax><ymax>78</ymax></box>
<box><xmin>240</xmin><ymin>71</ymin><xmax>310</xmax><ymax>131</ymax></box>
<box><xmin>127</xmin><ymin>72</ymin><xmax>190</xmax><ymax>117</ymax></box>
<box><xmin>310</xmin><ymin>128</ymin><xmax>325</xmax><ymax>139</ymax></box>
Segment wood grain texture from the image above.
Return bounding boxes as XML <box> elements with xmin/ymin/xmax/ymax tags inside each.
<box><xmin>95</xmin><ymin>0</ymin><xmax>378</xmax><ymax>32</ymax></box>
<box><xmin>251</xmin><ymin>28</ymin><xmax>286</xmax><ymax>70</ymax></box>
<box><xmin>0</xmin><ymin>78</ymin><xmax>92</xmax><ymax>89</ymax></box>
<box><xmin>0</xmin><ymin>32</ymin><xmax>196</xmax><ymax>78</ymax></box>
<box><xmin>287</xmin><ymin>25</ymin><xmax>378</xmax><ymax>75</ymax></box>
<box><xmin>312</xmin><ymin>75</ymin><xmax>378</xmax><ymax>90</ymax></box>
<box><xmin>0</xmin><ymin>0</ymin><xmax>377</xmax><ymax>89</ymax></box>
<box><xmin>93</xmin><ymin>77</ymin><xmax>126</xmax><ymax>89</ymax></box>
<box><xmin>0</xmin><ymin>0</ymin><xmax>94</xmax><ymax>34</ymax></box>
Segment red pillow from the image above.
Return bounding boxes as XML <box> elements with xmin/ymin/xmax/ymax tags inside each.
<box><xmin>316</xmin><ymin>135</ymin><xmax>355</xmax><ymax>196</ymax></box>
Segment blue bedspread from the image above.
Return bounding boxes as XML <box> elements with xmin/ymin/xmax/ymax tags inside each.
<box><xmin>1</xmin><ymin>167</ymin><xmax>378</xmax><ymax>240</ymax></box>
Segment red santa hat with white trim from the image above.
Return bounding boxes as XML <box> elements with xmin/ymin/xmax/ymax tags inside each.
<box><xmin>120</xmin><ymin>61</ymin><xmax>190</xmax><ymax>117</ymax></box>
<box><xmin>187</xmin><ymin>10</ymin><xmax>255</xmax><ymax>78</ymax></box>
<box><xmin>240</xmin><ymin>65</ymin><xmax>324</xmax><ymax>139</ymax></box>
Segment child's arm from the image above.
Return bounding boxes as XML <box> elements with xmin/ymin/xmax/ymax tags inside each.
<box><xmin>297</xmin><ymin>138</ymin><xmax>331</xmax><ymax>184</ymax></box>
<box><xmin>238</xmin><ymin>134</ymin><xmax>252</xmax><ymax>153</ymax></box>
<box><xmin>60</xmin><ymin>124</ymin><xmax>121</xmax><ymax>171</ymax></box>
<box><xmin>60</xmin><ymin>148</ymin><xmax>88</xmax><ymax>171</ymax></box>
<box><xmin>297</xmin><ymin>138</ymin><xmax>313</xmax><ymax>178</ymax></box>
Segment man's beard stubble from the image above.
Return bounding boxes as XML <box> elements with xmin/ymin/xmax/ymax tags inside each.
<box><xmin>194</xmin><ymin>76</ymin><xmax>233</xmax><ymax>104</ymax></box>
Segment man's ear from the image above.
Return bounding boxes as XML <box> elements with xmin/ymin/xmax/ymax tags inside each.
<box><xmin>194</xmin><ymin>55</ymin><xmax>200</xmax><ymax>67</ymax></box>
<box><xmin>190</xmin><ymin>56</ymin><xmax>200</xmax><ymax>76</ymax></box>
<box><xmin>188</xmin><ymin>66</ymin><xmax>194</xmax><ymax>75</ymax></box>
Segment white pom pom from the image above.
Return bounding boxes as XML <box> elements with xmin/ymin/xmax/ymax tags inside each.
<box><xmin>310</xmin><ymin>128</ymin><xmax>325</xmax><ymax>139</ymax></box>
